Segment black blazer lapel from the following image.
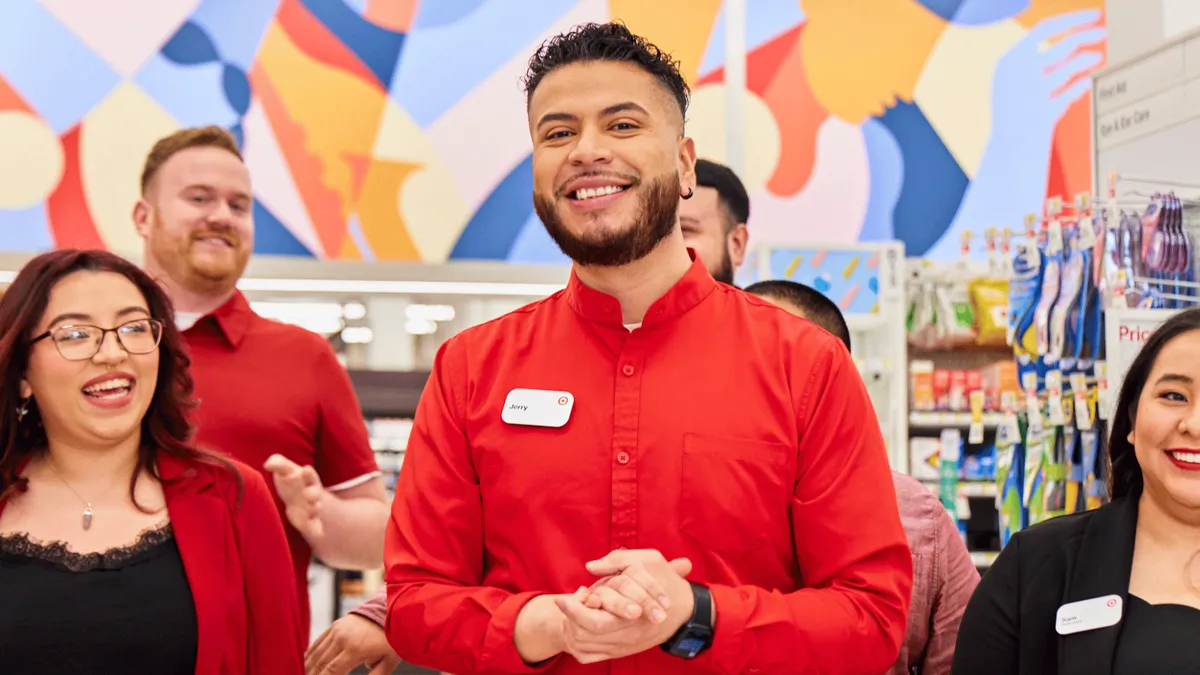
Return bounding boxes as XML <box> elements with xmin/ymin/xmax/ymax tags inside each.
<box><xmin>1058</xmin><ymin>497</ymin><xmax>1139</xmax><ymax>675</ymax></box>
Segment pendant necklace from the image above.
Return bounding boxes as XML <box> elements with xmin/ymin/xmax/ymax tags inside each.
<box><xmin>46</xmin><ymin>458</ymin><xmax>98</xmax><ymax>531</ymax></box>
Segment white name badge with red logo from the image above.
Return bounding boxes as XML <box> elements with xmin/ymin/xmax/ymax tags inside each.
<box><xmin>502</xmin><ymin>389</ymin><xmax>574</xmax><ymax>428</ymax></box>
<box><xmin>1056</xmin><ymin>595</ymin><xmax>1123</xmax><ymax>635</ymax></box>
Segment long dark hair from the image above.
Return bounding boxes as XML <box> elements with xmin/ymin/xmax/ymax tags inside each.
<box><xmin>0</xmin><ymin>249</ymin><xmax>237</xmax><ymax>506</ymax></box>
<box><xmin>1109</xmin><ymin>307</ymin><xmax>1200</xmax><ymax>500</ymax></box>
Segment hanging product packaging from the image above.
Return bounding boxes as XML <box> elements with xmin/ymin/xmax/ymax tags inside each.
<box><xmin>1050</xmin><ymin>231</ymin><xmax>1087</xmax><ymax>374</ymax></box>
<box><xmin>1043</xmin><ymin>406</ymin><xmax>1071</xmax><ymax>520</ymax></box>
<box><xmin>997</xmin><ymin>412</ymin><xmax>1026</xmax><ymax>546</ymax></box>
<box><xmin>1024</xmin><ymin>420</ymin><xmax>1048</xmax><ymax>526</ymax></box>
<box><xmin>935</xmin><ymin>278</ymin><xmax>976</xmax><ymax>348</ymax></box>
<box><xmin>969</xmin><ymin>278</ymin><xmax>1009</xmax><ymax>347</ymax></box>
<box><xmin>907</xmin><ymin>267</ymin><xmax>938</xmax><ymax>349</ymax></box>
<box><xmin>939</xmin><ymin>428</ymin><xmax>962</xmax><ymax>518</ymax></box>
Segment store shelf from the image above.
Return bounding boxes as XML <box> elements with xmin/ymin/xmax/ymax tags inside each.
<box><xmin>920</xmin><ymin>480</ymin><xmax>998</xmax><ymax>499</ymax></box>
<box><xmin>348</xmin><ymin>369</ymin><xmax>429</xmax><ymax>417</ymax></box>
<box><xmin>845</xmin><ymin>314</ymin><xmax>887</xmax><ymax>332</ymax></box>
<box><xmin>909</xmin><ymin>411</ymin><xmax>1004</xmax><ymax>429</ymax></box>
<box><xmin>971</xmin><ymin>551</ymin><xmax>999</xmax><ymax>569</ymax></box>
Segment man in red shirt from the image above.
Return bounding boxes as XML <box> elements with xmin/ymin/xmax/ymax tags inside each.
<box><xmin>380</xmin><ymin>22</ymin><xmax>912</xmax><ymax>675</ymax></box>
<box><xmin>131</xmin><ymin>126</ymin><xmax>390</xmax><ymax>636</ymax></box>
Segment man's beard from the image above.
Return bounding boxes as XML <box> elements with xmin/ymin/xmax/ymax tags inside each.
<box><xmin>534</xmin><ymin>173</ymin><xmax>679</xmax><ymax>267</ymax></box>
<box><xmin>150</xmin><ymin>215</ymin><xmax>247</xmax><ymax>295</ymax></box>
<box><xmin>709</xmin><ymin>245</ymin><xmax>734</xmax><ymax>285</ymax></box>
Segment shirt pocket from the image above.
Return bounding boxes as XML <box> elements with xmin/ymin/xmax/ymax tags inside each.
<box><xmin>679</xmin><ymin>433</ymin><xmax>791</xmax><ymax>555</ymax></box>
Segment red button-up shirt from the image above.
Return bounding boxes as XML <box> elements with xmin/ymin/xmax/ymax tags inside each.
<box><xmin>184</xmin><ymin>291</ymin><xmax>380</xmax><ymax>634</ymax></box>
<box><xmin>385</xmin><ymin>256</ymin><xmax>913</xmax><ymax>675</ymax></box>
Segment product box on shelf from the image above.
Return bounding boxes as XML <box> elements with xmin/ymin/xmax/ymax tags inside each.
<box><xmin>910</xmin><ymin>359</ymin><xmax>1020</xmax><ymax>414</ymax></box>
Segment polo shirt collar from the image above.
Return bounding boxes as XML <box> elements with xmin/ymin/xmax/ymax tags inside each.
<box><xmin>198</xmin><ymin>290</ymin><xmax>253</xmax><ymax>348</ymax></box>
<box><xmin>565</xmin><ymin>248</ymin><xmax>717</xmax><ymax>326</ymax></box>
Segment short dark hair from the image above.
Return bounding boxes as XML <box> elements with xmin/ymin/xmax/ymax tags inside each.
<box><xmin>1108</xmin><ymin>307</ymin><xmax>1200</xmax><ymax>500</ymax></box>
<box><xmin>744</xmin><ymin>279</ymin><xmax>851</xmax><ymax>350</ymax></box>
<box><xmin>695</xmin><ymin>159</ymin><xmax>749</xmax><ymax>231</ymax></box>
<box><xmin>522</xmin><ymin>22</ymin><xmax>690</xmax><ymax>122</ymax></box>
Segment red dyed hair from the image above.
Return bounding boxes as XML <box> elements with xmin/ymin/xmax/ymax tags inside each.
<box><xmin>0</xmin><ymin>249</ymin><xmax>238</xmax><ymax>506</ymax></box>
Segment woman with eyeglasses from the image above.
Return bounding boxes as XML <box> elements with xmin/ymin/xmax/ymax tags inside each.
<box><xmin>0</xmin><ymin>250</ymin><xmax>303</xmax><ymax>674</ymax></box>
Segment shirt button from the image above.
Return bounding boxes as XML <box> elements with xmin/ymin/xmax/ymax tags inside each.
<box><xmin>622</xmin><ymin>364</ymin><xmax>635</xmax><ymax>376</ymax></box>
<box><xmin>603</xmin><ymin>302</ymin><xmax>614</xmax><ymax>312</ymax></box>
<box><xmin>616</xmin><ymin>451</ymin><xmax>630</xmax><ymax>465</ymax></box>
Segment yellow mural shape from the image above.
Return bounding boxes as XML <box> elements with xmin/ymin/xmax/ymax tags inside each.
<box><xmin>687</xmin><ymin>84</ymin><xmax>781</xmax><ymax>193</ymax></box>
<box><xmin>0</xmin><ymin>111</ymin><xmax>63</xmax><ymax>209</ymax></box>
<box><xmin>372</xmin><ymin>99</ymin><xmax>470</xmax><ymax>263</ymax></box>
<box><xmin>79</xmin><ymin>81</ymin><xmax>179</xmax><ymax>253</ymax></box>
<box><xmin>255</xmin><ymin>21</ymin><xmax>393</xmax><ymax>252</ymax></box>
<box><xmin>915</xmin><ymin>19</ymin><xmax>1026</xmax><ymax>178</ymax></box>
<box><xmin>607</xmin><ymin>0</ymin><xmax>723</xmax><ymax>86</ymax></box>
<box><xmin>1017</xmin><ymin>0</ymin><xmax>1104</xmax><ymax>28</ymax></box>
<box><xmin>356</xmin><ymin>156</ymin><xmax>421</xmax><ymax>260</ymax></box>
<box><xmin>784</xmin><ymin>255</ymin><xmax>802</xmax><ymax>278</ymax></box>
<box><xmin>843</xmin><ymin>256</ymin><xmax>860</xmax><ymax>279</ymax></box>
<box><xmin>801</xmin><ymin>0</ymin><xmax>948</xmax><ymax>124</ymax></box>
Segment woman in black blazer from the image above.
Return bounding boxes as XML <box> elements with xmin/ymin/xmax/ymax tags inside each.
<box><xmin>953</xmin><ymin>307</ymin><xmax>1200</xmax><ymax>675</ymax></box>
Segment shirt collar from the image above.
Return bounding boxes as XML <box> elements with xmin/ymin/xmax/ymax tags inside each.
<box><xmin>192</xmin><ymin>290</ymin><xmax>253</xmax><ymax>348</ymax></box>
<box><xmin>565</xmin><ymin>248</ymin><xmax>717</xmax><ymax>326</ymax></box>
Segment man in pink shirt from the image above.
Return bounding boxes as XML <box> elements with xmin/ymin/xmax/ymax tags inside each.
<box><xmin>742</xmin><ymin>278</ymin><xmax>979</xmax><ymax>675</ymax></box>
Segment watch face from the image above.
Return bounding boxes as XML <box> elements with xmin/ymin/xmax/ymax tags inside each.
<box><xmin>671</xmin><ymin>627</ymin><xmax>713</xmax><ymax>658</ymax></box>
<box><xmin>678</xmin><ymin>637</ymin><xmax>708</xmax><ymax>655</ymax></box>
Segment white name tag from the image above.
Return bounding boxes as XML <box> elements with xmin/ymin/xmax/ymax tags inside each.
<box><xmin>501</xmin><ymin>389</ymin><xmax>574</xmax><ymax>428</ymax></box>
<box><xmin>1056</xmin><ymin>595</ymin><xmax>1123</xmax><ymax>635</ymax></box>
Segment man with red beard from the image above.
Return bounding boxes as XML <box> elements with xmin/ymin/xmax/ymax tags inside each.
<box><xmin>132</xmin><ymin>126</ymin><xmax>389</xmax><ymax>638</ymax></box>
<box><xmin>377</xmin><ymin>23</ymin><xmax>912</xmax><ymax>675</ymax></box>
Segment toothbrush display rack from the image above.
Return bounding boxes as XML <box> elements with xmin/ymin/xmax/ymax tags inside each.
<box><xmin>737</xmin><ymin>241</ymin><xmax>909</xmax><ymax>471</ymax></box>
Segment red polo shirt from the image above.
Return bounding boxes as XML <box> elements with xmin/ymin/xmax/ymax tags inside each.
<box><xmin>384</xmin><ymin>255</ymin><xmax>913</xmax><ymax>675</ymax></box>
<box><xmin>183</xmin><ymin>291</ymin><xmax>380</xmax><ymax>635</ymax></box>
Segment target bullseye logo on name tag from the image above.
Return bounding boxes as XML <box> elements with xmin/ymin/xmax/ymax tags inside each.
<box><xmin>1056</xmin><ymin>595</ymin><xmax>1123</xmax><ymax>635</ymax></box>
<box><xmin>502</xmin><ymin>389</ymin><xmax>574</xmax><ymax>428</ymax></box>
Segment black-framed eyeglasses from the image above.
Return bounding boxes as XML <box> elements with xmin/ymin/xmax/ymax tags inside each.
<box><xmin>31</xmin><ymin>318</ymin><xmax>164</xmax><ymax>361</ymax></box>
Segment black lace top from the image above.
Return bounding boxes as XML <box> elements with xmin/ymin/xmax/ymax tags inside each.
<box><xmin>0</xmin><ymin>521</ymin><xmax>198</xmax><ymax>674</ymax></box>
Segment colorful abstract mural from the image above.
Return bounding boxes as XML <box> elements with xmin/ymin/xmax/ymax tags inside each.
<box><xmin>0</xmin><ymin>0</ymin><xmax>1106</xmax><ymax>262</ymax></box>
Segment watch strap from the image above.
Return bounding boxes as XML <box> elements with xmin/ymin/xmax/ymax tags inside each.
<box><xmin>689</xmin><ymin>581</ymin><xmax>713</xmax><ymax>628</ymax></box>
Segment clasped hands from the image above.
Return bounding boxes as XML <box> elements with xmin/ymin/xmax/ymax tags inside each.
<box><xmin>552</xmin><ymin>549</ymin><xmax>696</xmax><ymax>665</ymax></box>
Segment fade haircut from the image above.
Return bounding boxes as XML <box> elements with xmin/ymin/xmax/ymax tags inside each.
<box><xmin>744</xmin><ymin>279</ymin><xmax>852</xmax><ymax>351</ymax></box>
<box><xmin>522</xmin><ymin>22</ymin><xmax>690</xmax><ymax>125</ymax></box>
<box><xmin>695</xmin><ymin>159</ymin><xmax>750</xmax><ymax>232</ymax></box>
<box><xmin>140</xmin><ymin>125</ymin><xmax>242</xmax><ymax>195</ymax></box>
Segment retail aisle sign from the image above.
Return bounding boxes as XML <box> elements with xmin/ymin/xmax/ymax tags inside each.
<box><xmin>1104</xmin><ymin>307</ymin><xmax>1180</xmax><ymax>419</ymax></box>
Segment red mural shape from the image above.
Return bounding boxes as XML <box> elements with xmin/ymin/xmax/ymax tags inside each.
<box><xmin>698</xmin><ymin>25</ymin><xmax>828</xmax><ymax>197</ymax></box>
<box><xmin>249</xmin><ymin>65</ymin><xmax>347</xmax><ymax>258</ymax></box>
<box><xmin>276</xmin><ymin>0</ymin><xmax>383</xmax><ymax>90</ymax></box>
<box><xmin>46</xmin><ymin>125</ymin><xmax>104</xmax><ymax>249</ymax></box>
<box><xmin>0</xmin><ymin>74</ymin><xmax>32</xmax><ymax>113</ymax></box>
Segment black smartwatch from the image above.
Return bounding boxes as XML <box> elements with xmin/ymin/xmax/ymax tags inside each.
<box><xmin>660</xmin><ymin>582</ymin><xmax>714</xmax><ymax>659</ymax></box>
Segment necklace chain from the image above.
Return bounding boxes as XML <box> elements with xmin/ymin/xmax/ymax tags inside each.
<box><xmin>45</xmin><ymin>457</ymin><xmax>96</xmax><ymax>531</ymax></box>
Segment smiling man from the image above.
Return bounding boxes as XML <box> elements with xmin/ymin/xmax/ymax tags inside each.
<box><xmin>133</xmin><ymin>126</ymin><xmax>389</xmax><ymax>639</ymax></box>
<box><xmin>380</xmin><ymin>23</ymin><xmax>912</xmax><ymax>675</ymax></box>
